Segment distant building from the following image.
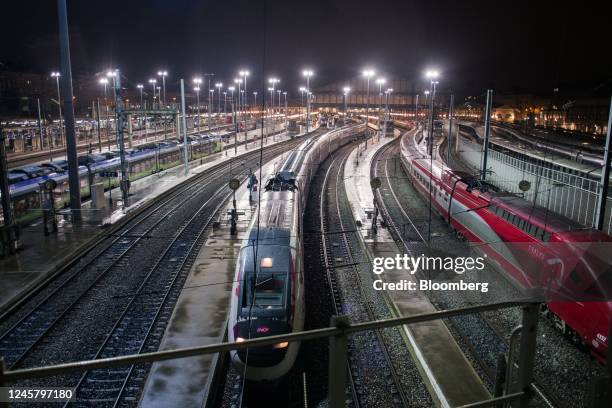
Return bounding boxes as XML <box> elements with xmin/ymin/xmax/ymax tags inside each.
<box><xmin>558</xmin><ymin>97</ymin><xmax>609</xmax><ymax>135</ymax></box>
<box><xmin>312</xmin><ymin>75</ymin><xmax>430</xmax><ymax>112</ymax></box>
<box><xmin>492</xmin><ymin>106</ymin><xmax>520</xmax><ymax>122</ymax></box>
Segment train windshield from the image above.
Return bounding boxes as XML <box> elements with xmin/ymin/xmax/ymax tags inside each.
<box><xmin>245</xmin><ymin>273</ymin><xmax>287</xmax><ymax>308</ymax></box>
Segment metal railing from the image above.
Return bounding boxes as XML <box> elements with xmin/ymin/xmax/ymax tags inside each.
<box><xmin>457</xmin><ymin>137</ymin><xmax>612</xmax><ymax>234</ymax></box>
<box><xmin>0</xmin><ymin>300</ymin><xmax>542</xmax><ymax>408</ymax></box>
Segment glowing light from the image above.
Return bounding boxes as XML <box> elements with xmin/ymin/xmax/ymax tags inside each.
<box><xmin>273</xmin><ymin>342</ymin><xmax>289</xmax><ymax>349</ymax></box>
<box><xmin>425</xmin><ymin>70</ymin><xmax>440</xmax><ymax>79</ymax></box>
<box><xmin>362</xmin><ymin>69</ymin><xmax>375</xmax><ymax>77</ymax></box>
<box><xmin>261</xmin><ymin>257</ymin><xmax>273</xmax><ymax>268</ymax></box>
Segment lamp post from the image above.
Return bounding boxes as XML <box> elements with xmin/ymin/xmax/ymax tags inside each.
<box><xmin>376</xmin><ymin>77</ymin><xmax>386</xmax><ymax>141</ymax></box>
<box><xmin>343</xmin><ymin>86</ymin><xmax>351</xmax><ymax>120</ymax></box>
<box><xmin>136</xmin><ymin>84</ymin><xmax>144</xmax><ymax>108</ymax></box>
<box><xmin>234</xmin><ymin>78</ymin><xmax>242</xmax><ymax>130</ymax></box>
<box><xmin>99</xmin><ymin>77</ymin><xmax>110</xmax><ymax>150</ymax></box>
<box><xmin>50</xmin><ymin>72</ymin><xmax>63</xmax><ymax>147</ymax></box>
<box><xmin>136</xmin><ymin>84</ymin><xmax>144</xmax><ymax>143</ymax></box>
<box><xmin>283</xmin><ymin>91</ymin><xmax>288</xmax><ymax>131</ymax></box>
<box><xmin>228</xmin><ymin>86</ymin><xmax>238</xmax><ymax>154</ymax></box>
<box><xmin>107</xmin><ymin>70</ymin><xmax>119</xmax><ymax>150</ymax></box>
<box><xmin>268</xmin><ymin>87</ymin><xmax>274</xmax><ymax>116</ymax></box>
<box><xmin>423</xmin><ymin>90</ymin><xmax>430</xmax><ymax>128</ymax></box>
<box><xmin>277</xmin><ymin>90</ymin><xmax>282</xmax><ymax>118</ymax></box>
<box><xmin>425</xmin><ymin>70</ymin><xmax>440</xmax><ymax>156</ymax></box>
<box><xmin>193</xmin><ymin>77</ymin><xmax>202</xmax><ymax>132</ymax></box>
<box><xmin>223</xmin><ymin>92</ymin><xmax>227</xmax><ymax>114</ymax></box>
<box><xmin>239</xmin><ymin>70</ymin><xmax>249</xmax><ymax>120</ymax></box>
<box><xmin>268</xmin><ymin>78</ymin><xmax>279</xmax><ymax>134</ymax></box>
<box><xmin>157</xmin><ymin>70</ymin><xmax>167</xmax><ymax>107</ymax></box>
<box><xmin>148</xmin><ymin>78</ymin><xmax>157</xmax><ymax>107</ymax></box>
<box><xmin>203</xmin><ymin>73</ymin><xmax>214</xmax><ymax>131</ymax></box>
<box><xmin>210</xmin><ymin>88</ymin><xmax>215</xmax><ymax>122</ymax></box>
<box><xmin>384</xmin><ymin>88</ymin><xmax>393</xmax><ymax>137</ymax></box>
<box><xmin>362</xmin><ymin>69</ymin><xmax>375</xmax><ymax>148</ymax></box>
<box><xmin>193</xmin><ymin>86</ymin><xmax>200</xmax><ymax>131</ymax></box>
<box><xmin>299</xmin><ymin>86</ymin><xmax>306</xmax><ymax>120</ymax></box>
<box><xmin>302</xmin><ymin>69</ymin><xmax>313</xmax><ymax>132</ymax></box>
<box><xmin>215</xmin><ymin>83</ymin><xmax>223</xmax><ymax>114</ymax></box>
<box><xmin>253</xmin><ymin>91</ymin><xmax>258</xmax><ymax>119</ymax></box>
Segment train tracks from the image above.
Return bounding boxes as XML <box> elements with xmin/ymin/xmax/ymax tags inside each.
<box><xmin>315</xmin><ymin>143</ymin><xmax>423</xmax><ymax>407</ymax></box>
<box><xmin>371</xmin><ymin>137</ymin><xmax>602</xmax><ymax>408</ymax></box>
<box><xmin>0</xmin><ymin>135</ymin><xmax>310</xmax><ymax>406</ymax></box>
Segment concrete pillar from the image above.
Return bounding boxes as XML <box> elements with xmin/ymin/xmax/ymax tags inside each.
<box><xmin>91</xmin><ymin>183</ymin><xmax>106</xmax><ymax>209</ymax></box>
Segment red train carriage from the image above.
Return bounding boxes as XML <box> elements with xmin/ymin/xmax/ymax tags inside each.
<box><xmin>400</xmin><ymin>129</ymin><xmax>612</xmax><ymax>364</ymax></box>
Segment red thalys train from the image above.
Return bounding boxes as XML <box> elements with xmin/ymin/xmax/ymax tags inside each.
<box><xmin>399</xmin><ymin>127</ymin><xmax>611</xmax><ymax>364</ymax></box>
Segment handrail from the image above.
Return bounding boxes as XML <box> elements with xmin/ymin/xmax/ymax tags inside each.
<box><xmin>1</xmin><ymin>299</ymin><xmax>536</xmax><ymax>382</ymax></box>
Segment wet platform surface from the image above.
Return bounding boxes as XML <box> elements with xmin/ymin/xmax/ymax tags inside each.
<box><xmin>343</xmin><ymin>132</ymin><xmax>491</xmax><ymax>407</ymax></box>
<box><xmin>0</xmin><ymin>124</ymin><xmax>293</xmax><ymax>314</ymax></box>
<box><xmin>138</xmin><ymin>149</ymin><xmax>293</xmax><ymax>407</ymax></box>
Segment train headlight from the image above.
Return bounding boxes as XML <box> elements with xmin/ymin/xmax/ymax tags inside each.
<box><xmin>273</xmin><ymin>341</ymin><xmax>289</xmax><ymax>349</ymax></box>
<box><xmin>236</xmin><ymin>337</ymin><xmax>246</xmax><ymax>343</ymax></box>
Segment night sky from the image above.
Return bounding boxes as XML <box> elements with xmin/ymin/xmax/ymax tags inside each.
<box><xmin>2</xmin><ymin>0</ymin><xmax>611</xmax><ymax>96</ymax></box>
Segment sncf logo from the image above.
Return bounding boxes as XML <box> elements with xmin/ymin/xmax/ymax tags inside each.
<box><xmin>256</xmin><ymin>326</ymin><xmax>270</xmax><ymax>333</ymax></box>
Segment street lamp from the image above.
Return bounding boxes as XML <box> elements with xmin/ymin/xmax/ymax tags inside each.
<box><xmin>215</xmin><ymin>82</ymin><xmax>223</xmax><ymax>114</ymax></box>
<box><xmin>376</xmin><ymin>77</ymin><xmax>386</xmax><ymax>140</ymax></box>
<box><xmin>253</xmin><ymin>91</ymin><xmax>258</xmax><ymax>118</ymax></box>
<box><xmin>362</xmin><ymin>68</ymin><xmax>375</xmax><ymax>147</ymax></box>
<box><xmin>425</xmin><ymin>69</ymin><xmax>440</xmax><ymax>155</ymax></box>
<box><xmin>99</xmin><ymin>77</ymin><xmax>111</xmax><ymax>149</ymax></box>
<box><xmin>299</xmin><ymin>86</ymin><xmax>306</xmax><ymax>118</ymax></box>
<box><xmin>384</xmin><ymin>88</ymin><xmax>393</xmax><ymax>137</ymax></box>
<box><xmin>193</xmin><ymin>77</ymin><xmax>203</xmax><ymax>129</ymax></box>
<box><xmin>50</xmin><ymin>72</ymin><xmax>63</xmax><ymax>147</ymax></box>
<box><xmin>210</xmin><ymin>89</ymin><xmax>215</xmax><ymax>125</ymax></box>
<box><xmin>148</xmin><ymin>79</ymin><xmax>157</xmax><ymax>106</ymax></box>
<box><xmin>193</xmin><ymin>86</ymin><xmax>201</xmax><ymax>131</ymax></box>
<box><xmin>268</xmin><ymin>78</ymin><xmax>279</xmax><ymax>118</ymax></box>
<box><xmin>239</xmin><ymin>70</ymin><xmax>250</xmax><ymax>115</ymax></box>
<box><xmin>157</xmin><ymin>70</ymin><xmax>168</xmax><ymax>107</ymax></box>
<box><xmin>136</xmin><ymin>84</ymin><xmax>144</xmax><ymax>108</ymax></box>
<box><xmin>343</xmin><ymin>86</ymin><xmax>351</xmax><ymax>119</ymax></box>
<box><xmin>302</xmin><ymin>69</ymin><xmax>313</xmax><ymax>132</ymax></box>
<box><xmin>228</xmin><ymin>86</ymin><xmax>236</xmax><ymax>153</ymax></box>
<box><xmin>99</xmin><ymin>77</ymin><xmax>109</xmax><ymax>97</ymax></box>
<box><xmin>234</xmin><ymin>78</ymin><xmax>242</xmax><ymax>125</ymax></box>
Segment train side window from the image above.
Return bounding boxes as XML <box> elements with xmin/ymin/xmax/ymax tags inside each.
<box><xmin>541</xmin><ymin>231</ymin><xmax>551</xmax><ymax>242</ymax></box>
<box><xmin>532</xmin><ymin>227</ymin><xmax>540</xmax><ymax>238</ymax></box>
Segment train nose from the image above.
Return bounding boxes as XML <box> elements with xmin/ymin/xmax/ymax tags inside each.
<box><xmin>235</xmin><ymin>319</ymin><xmax>291</xmax><ymax>367</ymax></box>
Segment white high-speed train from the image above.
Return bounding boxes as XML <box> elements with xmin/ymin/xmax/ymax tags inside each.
<box><xmin>228</xmin><ymin>122</ymin><xmax>365</xmax><ymax>382</ymax></box>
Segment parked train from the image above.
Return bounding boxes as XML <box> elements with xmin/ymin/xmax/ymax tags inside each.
<box><xmin>228</xmin><ymin>123</ymin><xmax>365</xmax><ymax>382</ymax></box>
<box><xmin>459</xmin><ymin>121</ymin><xmax>604</xmax><ymax>168</ymax></box>
<box><xmin>398</xmin><ymin>127</ymin><xmax>611</xmax><ymax>364</ymax></box>
<box><xmin>4</xmin><ymin>132</ymin><xmax>232</xmax><ymax>223</ymax></box>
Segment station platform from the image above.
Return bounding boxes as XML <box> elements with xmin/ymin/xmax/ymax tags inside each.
<box><xmin>138</xmin><ymin>149</ymin><xmax>290</xmax><ymax>407</ymax></box>
<box><xmin>0</xmin><ymin>123</ymin><xmax>301</xmax><ymax>314</ymax></box>
<box><xmin>343</xmin><ymin>131</ymin><xmax>491</xmax><ymax>407</ymax></box>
